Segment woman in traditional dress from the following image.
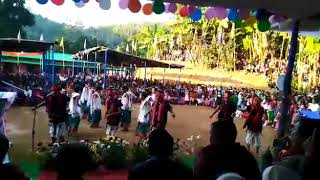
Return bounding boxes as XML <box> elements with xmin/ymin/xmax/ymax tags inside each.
<box><xmin>136</xmin><ymin>92</ymin><xmax>152</xmax><ymax>141</ymax></box>
<box><xmin>80</xmin><ymin>83</ymin><xmax>90</xmax><ymax>120</ymax></box>
<box><xmin>105</xmin><ymin>89</ymin><xmax>121</xmax><ymax>136</ymax></box>
<box><xmin>90</xmin><ymin>86</ymin><xmax>102</xmax><ymax>128</ymax></box>
<box><xmin>86</xmin><ymin>86</ymin><xmax>95</xmax><ymax>122</ymax></box>
<box><xmin>151</xmin><ymin>92</ymin><xmax>175</xmax><ymax>129</ymax></box>
<box><xmin>68</xmin><ymin>85</ymin><xmax>81</xmax><ymax>133</ymax></box>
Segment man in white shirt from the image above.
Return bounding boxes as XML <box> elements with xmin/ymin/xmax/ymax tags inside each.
<box><xmin>308</xmin><ymin>98</ymin><xmax>320</xmax><ymax>112</ymax></box>
<box><xmin>121</xmin><ymin>86</ymin><xmax>136</xmax><ymax>131</ymax></box>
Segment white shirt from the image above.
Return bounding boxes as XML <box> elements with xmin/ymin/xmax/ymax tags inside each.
<box><xmin>121</xmin><ymin>91</ymin><xmax>136</xmax><ymax>110</ymax></box>
<box><xmin>90</xmin><ymin>92</ymin><xmax>101</xmax><ymax>114</ymax></box>
<box><xmin>308</xmin><ymin>103</ymin><xmax>320</xmax><ymax>112</ymax></box>
<box><xmin>137</xmin><ymin>99</ymin><xmax>152</xmax><ymax>123</ymax></box>
<box><xmin>80</xmin><ymin>86</ymin><xmax>89</xmax><ymax>103</ymax></box>
<box><xmin>69</xmin><ymin>92</ymin><xmax>81</xmax><ymax>117</ymax></box>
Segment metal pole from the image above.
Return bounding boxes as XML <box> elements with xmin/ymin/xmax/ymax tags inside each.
<box><xmin>51</xmin><ymin>46</ymin><xmax>55</xmax><ymax>86</ymax></box>
<box><xmin>103</xmin><ymin>51</ymin><xmax>107</xmax><ymax>87</ymax></box>
<box><xmin>0</xmin><ymin>51</ymin><xmax>2</xmax><ymax>73</ymax></box>
<box><xmin>86</xmin><ymin>53</ymin><xmax>89</xmax><ymax>74</ymax></box>
<box><xmin>279</xmin><ymin>21</ymin><xmax>300</xmax><ymax>137</ymax></box>
<box><xmin>94</xmin><ymin>51</ymin><xmax>97</xmax><ymax>75</ymax></box>
<box><xmin>144</xmin><ymin>61</ymin><xmax>147</xmax><ymax>87</ymax></box>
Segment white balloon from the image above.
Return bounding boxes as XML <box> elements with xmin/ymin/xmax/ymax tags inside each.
<box><xmin>75</xmin><ymin>1</ymin><xmax>85</xmax><ymax>8</ymax></box>
<box><xmin>99</xmin><ymin>0</ymin><xmax>111</xmax><ymax>10</ymax></box>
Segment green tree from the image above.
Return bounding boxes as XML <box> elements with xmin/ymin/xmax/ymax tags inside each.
<box><xmin>0</xmin><ymin>0</ymin><xmax>34</xmax><ymax>38</ymax></box>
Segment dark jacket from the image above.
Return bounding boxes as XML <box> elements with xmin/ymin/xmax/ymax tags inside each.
<box><xmin>128</xmin><ymin>157</ymin><xmax>192</xmax><ymax>180</ymax></box>
<box><xmin>46</xmin><ymin>92</ymin><xmax>68</xmax><ymax>123</ymax></box>
<box><xmin>194</xmin><ymin>143</ymin><xmax>261</xmax><ymax>180</ymax></box>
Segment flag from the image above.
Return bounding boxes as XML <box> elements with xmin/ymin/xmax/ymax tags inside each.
<box><xmin>59</xmin><ymin>37</ymin><xmax>64</xmax><ymax>48</ymax></box>
<box><xmin>17</xmin><ymin>30</ymin><xmax>21</xmax><ymax>43</ymax></box>
<box><xmin>126</xmin><ymin>44</ymin><xmax>129</xmax><ymax>52</ymax></box>
<box><xmin>83</xmin><ymin>38</ymin><xmax>87</xmax><ymax>50</ymax></box>
<box><xmin>40</xmin><ymin>33</ymin><xmax>44</xmax><ymax>41</ymax></box>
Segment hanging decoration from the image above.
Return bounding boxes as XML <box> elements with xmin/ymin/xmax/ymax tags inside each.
<box><xmin>227</xmin><ymin>8</ymin><xmax>239</xmax><ymax>22</ymax></box>
<box><xmin>119</xmin><ymin>0</ymin><xmax>129</xmax><ymax>9</ymax></box>
<box><xmin>167</xmin><ymin>3</ymin><xmax>177</xmax><ymax>13</ymax></box>
<box><xmin>214</xmin><ymin>7</ymin><xmax>228</xmax><ymax>20</ymax></box>
<box><xmin>73</xmin><ymin>0</ymin><xmax>81</xmax><ymax>2</ymax></box>
<box><xmin>142</xmin><ymin>3</ymin><xmax>153</xmax><ymax>15</ymax></box>
<box><xmin>234</xmin><ymin>19</ymin><xmax>242</xmax><ymax>28</ymax></box>
<box><xmin>165</xmin><ymin>3</ymin><xmax>170</xmax><ymax>13</ymax></box>
<box><xmin>152</xmin><ymin>0</ymin><xmax>165</xmax><ymax>14</ymax></box>
<box><xmin>245</xmin><ymin>16</ymin><xmax>256</xmax><ymax>26</ymax></box>
<box><xmin>75</xmin><ymin>0</ymin><xmax>85</xmax><ymax>7</ymax></box>
<box><xmin>36</xmin><ymin>0</ymin><xmax>48</xmax><ymax>5</ymax></box>
<box><xmin>99</xmin><ymin>0</ymin><xmax>111</xmax><ymax>10</ymax></box>
<box><xmin>204</xmin><ymin>7</ymin><xmax>215</xmax><ymax>20</ymax></box>
<box><xmin>179</xmin><ymin>6</ymin><xmax>189</xmax><ymax>17</ymax></box>
<box><xmin>238</xmin><ymin>9</ymin><xmax>250</xmax><ymax>19</ymax></box>
<box><xmin>187</xmin><ymin>5</ymin><xmax>196</xmax><ymax>15</ymax></box>
<box><xmin>128</xmin><ymin>0</ymin><xmax>141</xmax><ymax>13</ymax></box>
<box><xmin>257</xmin><ymin>20</ymin><xmax>271</xmax><ymax>32</ymax></box>
<box><xmin>190</xmin><ymin>8</ymin><xmax>202</xmax><ymax>22</ymax></box>
<box><xmin>269</xmin><ymin>15</ymin><xmax>285</xmax><ymax>24</ymax></box>
<box><xmin>83</xmin><ymin>0</ymin><xmax>89</xmax><ymax>3</ymax></box>
<box><xmin>51</xmin><ymin>0</ymin><xmax>64</xmax><ymax>6</ymax></box>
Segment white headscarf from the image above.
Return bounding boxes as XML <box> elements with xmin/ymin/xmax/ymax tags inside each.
<box><xmin>69</xmin><ymin>92</ymin><xmax>80</xmax><ymax>117</ymax></box>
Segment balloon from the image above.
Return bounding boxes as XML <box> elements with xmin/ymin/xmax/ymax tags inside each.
<box><xmin>190</xmin><ymin>8</ymin><xmax>202</xmax><ymax>22</ymax></box>
<box><xmin>269</xmin><ymin>14</ymin><xmax>286</xmax><ymax>24</ymax></box>
<box><xmin>227</xmin><ymin>8</ymin><xmax>238</xmax><ymax>21</ymax></box>
<box><xmin>119</xmin><ymin>0</ymin><xmax>129</xmax><ymax>9</ymax></box>
<box><xmin>51</xmin><ymin>0</ymin><xmax>64</xmax><ymax>6</ymax></box>
<box><xmin>179</xmin><ymin>6</ymin><xmax>189</xmax><ymax>17</ymax></box>
<box><xmin>99</xmin><ymin>0</ymin><xmax>111</xmax><ymax>10</ymax></box>
<box><xmin>204</xmin><ymin>7</ymin><xmax>215</xmax><ymax>20</ymax></box>
<box><xmin>188</xmin><ymin>5</ymin><xmax>196</xmax><ymax>14</ymax></box>
<box><xmin>234</xmin><ymin>19</ymin><xmax>242</xmax><ymax>28</ymax></box>
<box><xmin>142</xmin><ymin>3</ymin><xmax>153</xmax><ymax>15</ymax></box>
<box><xmin>83</xmin><ymin>0</ymin><xmax>89</xmax><ymax>2</ymax></box>
<box><xmin>152</xmin><ymin>0</ymin><xmax>165</xmax><ymax>14</ymax></box>
<box><xmin>36</xmin><ymin>0</ymin><xmax>48</xmax><ymax>4</ymax></box>
<box><xmin>167</xmin><ymin>3</ymin><xmax>177</xmax><ymax>13</ymax></box>
<box><xmin>165</xmin><ymin>3</ymin><xmax>170</xmax><ymax>13</ymax></box>
<box><xmin>73</xmin><ymin>0</ymin><xmax>81</xmax><ymax>2</ymax></box>
<box><xmin>238</xmin><ymin>9</ymin><xmax>250</xmax><ymax>19</ymax></box>
<box><xmin>255</xmin><ymin>9</ymin><xmax>271</xmax><ymax>21</ymax></box>
<box><xmin>257</xmin><ymin>20</ymin><xmax>271</xmax><ymax>32</ymax></box>
<box><xmin>245</xmin><ymin>16</ymin><xmax>256</xmax><ymax>26</ymax></box>
<box><xmin>75</xmin><ymin>1</ymin><xmax>85</xmax><ymax>7</ymax></box>
<box><xmin>214</xmin><ymin>7</ymin><xmax>227</xmax><ymax>19</ymax></box>
<box><xmin>128</xmin><ymin>0</ymin><xmax>141</xmax><ymax>13</ymax></box>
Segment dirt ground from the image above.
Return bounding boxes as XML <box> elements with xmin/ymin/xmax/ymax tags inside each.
<box><xmin>6</xmin><ymin>105</ymin><xmax>276</xmax><ymax>160</ymax></box>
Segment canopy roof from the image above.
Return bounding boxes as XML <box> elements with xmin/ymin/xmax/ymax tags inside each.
<box><xmin>75</xmin><ymin>46</ymin><xmax>184</xmax><ymax>69</ymax></box>
<box><xmin>0</xmin><ymin>38</ymin><xmax>55</xmax><ymax>53</ymax></box>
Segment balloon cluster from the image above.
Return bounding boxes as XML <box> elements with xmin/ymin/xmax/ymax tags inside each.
<box><xmin>34</xmin><ymin>0</ymin><xmax>288</xmax><ymax>32</ymax></box>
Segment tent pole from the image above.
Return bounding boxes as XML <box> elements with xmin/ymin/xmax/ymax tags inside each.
<box><xmin>279</xmin><ymin>20</ymin><xmax>300</xmax><ymax>137</ymax></box>
<box><xmin>86</xmin><ymin>53</ymin><xmax>89</xmax><ymax>74</ymax></box>
<box><xmin>103</xmin><ymin>51</ymin><xmax>107</xmax><ymax>88</ymax></box>
<box><xmin>94</xmin><ymin>51</ymin><xmax>97</xmax><ymax>75</ymax></box>
<box><xmin>144</xmin><ymin>61</ymin><xmax>147</xmax><ymax>87</ymax></box>
<box><xmin>163</xmin><ymin>68</ymin><xmax>165</xmax><ymax>84</ymax></box>
<box><xmin>42</xmin><ymin>52</ymin><xmax>45</xmax><ymax>74</ymax></box>
<box><xmin>0</xmin><ymin>51</ymin><xmax>2</xmax><ymax>72</ymax></box>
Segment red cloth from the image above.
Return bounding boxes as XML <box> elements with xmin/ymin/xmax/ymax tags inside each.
<box><xmin>151</xmin><ymin>93</ymin><xmax>165</xmax><ymax>127</ymax></box>
<box><xmin>244</xmin><ymin>105</ymin><xmax>264</xmax><ymax>133</ymax></box>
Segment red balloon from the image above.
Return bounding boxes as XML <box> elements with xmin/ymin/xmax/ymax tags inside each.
<box><xmin>142</xmin><ymin>3</ymin><xmax>153</xmax><ymax>15</ymax></box>
<box><xmin>51</xmin><ymin>0</ymin><xmax>64</xmax><ymax>5</ymax></box>
<box><xmin>128</xmin><ymin>0</ymin><xmax>141</xmax><ymax>13</ymax></box>
<box><xmin>179</xmin><ymin>6</ymin><xmax>189</xmax><ymax>17</ymax></box>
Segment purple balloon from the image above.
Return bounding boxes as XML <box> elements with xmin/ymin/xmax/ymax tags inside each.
<box><xmin>119</xmin><ymin>0</ymin><xmax>129</xmax><ymax>10</ymax></box>
<box><xmin>238</xmin><ymin>9</ymin><xmax>250</xmax><ymax>19</ymax></box>
<box><xmin>214</xmin><ymin>7</ymin><xmax>227</xmax><ymax>19</ymax></box>
<box><xmin>167</xmin><ymin>3</ymin><xmax>177</xmax><ymax>13</ymax></box>
<box><xmin>205</xmin><ymin>7</ymin><xmax>215</xmax><ymax>20</ymax></box>
<box><xmin>269</xmin><ymin>14</ymin><xmax>285</xmax><ymax>24</ymax></box>
<box><xmin>75</xmin><ymin>1</ymin><xmax>85</xmax><ymax>8</ymax></box>
<box><xmin>165</xmin><ymin>3</ymin><xmax>170</xmax><ymax>13</ymax></box>
<box><xmin>188</xmin><ymin>5</ymin><xmax>196</xmax><ymax>15</ymax></box>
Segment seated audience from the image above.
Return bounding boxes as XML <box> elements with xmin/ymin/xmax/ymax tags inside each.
<box><xmin>194</xmin><ymin>121</ymin><xmax>261</xmax><ymax>180</ymax></box>
<box><xmin>128</xmin><ymin>128</ymin><xmax>192</xmax><ymax>180</ymax></box>
<box><xmin>0</xmin><ymin>134</ymin><xmax>28</xmax><ymax>180</ymax></box>
<box><xmin>54</xmin><ymin>143</ymin><xmax>96</xmax><ymax>180</ymax></box>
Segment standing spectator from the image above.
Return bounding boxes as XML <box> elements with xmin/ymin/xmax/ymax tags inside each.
<box><xmin>128</xmin><ymin>129</ymin><xmax>192</xmax><ymax>180</ymax></box>
<box><xmin>209</xmin><ymin>91</ymin><xmax>236</xmax><ymax>121</ymax></box>
<box><xmin>194</xmin><ymin>121</ymin><xmax>260</xmax><ymax>180</ymax></box>
<box><xmin>243</xmin><ymin>96</ymin><xmax>264</xmax><ymax>154</ymax></box>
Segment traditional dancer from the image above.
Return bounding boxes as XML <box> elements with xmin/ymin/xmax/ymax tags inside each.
<box><xmin>209</xmin><ymin>91</ymin><xmax>237</xmax><ymax>121</ymax></box>
<box><xmin>105</xmin><ymin>89</ymin><xmax>121</xmax><ymax>136</ymax></box>
<box><xmin>136</xmin><ymin>92</ymin><xmax>152</xmax><ymax>141</ymax></box>
<box><xmin>80</xmin><ymin>83</ymin><xmax>90</xmax><ymax>120</ymax></box>
<box><xmin>151</xmin><ymin>92</ymin><xmax>175</xmax><ymax>129</ymax></box>
<box><xmin>90</xmin><ymin>86</ymin><xmax>102</xmax><ymax>128</ymax></box>
<box><xmin>46</xmin><ymin>85</ymin><xmax>68</xmax><ymax>144</ymax></box>
<box><xmin>120</xmin><ymin>86</ymin><xmax>136</xmax><ymax>131</ymax></box>
<box><xmin>86</xmin><ymin>85</ymin><xmax>95</xmax><ymax>121</ymax></box>
<box><xmin>243</xmin><ymin>96</ymin><xmax>264</xmax><ymax>154</ymax></box>
<box><xmin>68</xmin><ymin>85</ymin><xmax>81</xmax><ymax>133</ymax></box>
